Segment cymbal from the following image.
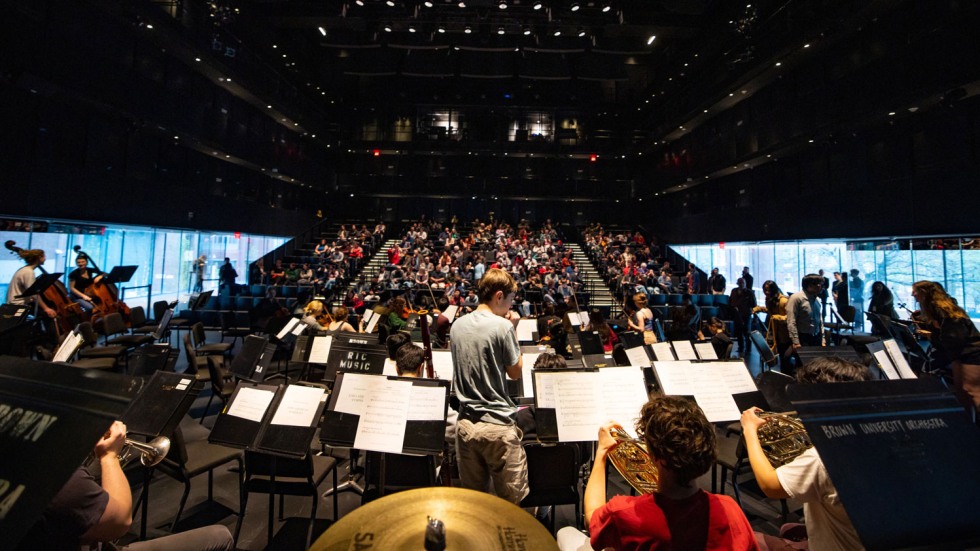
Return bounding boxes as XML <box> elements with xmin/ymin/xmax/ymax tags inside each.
<box><xmin>311</xmin><ymin>487</ymin><xmax>559</xmax><ymax>551</ymax></box>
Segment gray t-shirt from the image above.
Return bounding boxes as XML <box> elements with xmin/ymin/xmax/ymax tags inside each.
<box><xmin>451</xmin><ymin>309</ymin><xmax>521</xmax><ymax>425</ymax></box>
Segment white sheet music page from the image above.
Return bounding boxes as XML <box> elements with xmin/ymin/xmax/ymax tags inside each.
<box><xmin>577</xmin><ymin>311</ymin><xmax>590</xmax><ymax>327</ymax></box>
<box><xmin>354</xmin><ymin>378</ymin><xmax>412</xmax><ymax>453</ymax></box>
<box><xmin>443</xmin><ymin>305</ymin><xmax>459</xmax><ymax>325</ymax></box>
<box><xmin>516</xmin><ymin>319</ymin><xmax>537</xmax><ymax>342</ymax></box>
<box><xmin>651</xmin><ymin>342</ymin><xmax>675</xmax><ymax>361</ymax></box>
<box><xmin>271</xmin><ymin>384</ymin><xmax>324</xmax><ymax>427</ymax></box>
<box><xmin>431</xmin><ymin>350</ymin><xmax>455</xmax><ymax>382</ymax></box>
<box><xmin>521</xmin><ymin>353</ymin><xmax>541</xmax><ymax>398</ymax></box>
<box><xmin>308</xmin><ymin>335</ymin><xmax>333</xmax><ymax>364</ymax></box>
<box><xmin>54</xmin><ymin>330</ymin><xmax>84</xmax><ymax>363</ymax></box>
<box><xmin>692</xmin><ymin>390</ymin><xmax>741</xmax><ymax>422</ymax></box>
<box><xmin>625</xmin><ymin>345</ymin><xmax>651</xmax><ymax>367</ymax></box>
<box><xmin>365</xmin><ymin>310</ymin><xmax>381</xmax><ymax>334</ymax></box>
<box><xmin>332</xmin><ymin>372</ymin><xmax>376</xmax><ymax>416</ymax></box>
<box><xmin>873</xmin><ymin>350</ymin><xmax>900</xmax><ymax>380</ymax></box>
<box><xmin>407</xmin><ymin>384</ymin><xmax>446</xmax><ymax>421</ymax></box>
<box><xmin>533</xmin><ymin>370</ymin><xmax>559</xmax><ymax>409</ymax></box>
<box><xmin>276</xmin><ymin>317</ymin><xmax>301</xmax><ymax>340</ymax></box>
<box><xmin>672</xmin><ymin>340</ymin><xmax>698</xmax><ymax>361</ymax></box>
<box><xmin>715</xmin><ymin>361</ymin><xmax>759</xmax><ymax>394</ymax></box>
<box><xmin>382</xmin><ymin>358</ymin><xmax>399</xmax><ymax>377</ymax></box>
<box><xmin>652</xmin><ymin>361</ymin><xmax>696</xmax><ymax>395</ymax></box>
<box><xmin>290</xmin><ymin>322</ymin><xmax>307</xmax><ymax>336</ymax></box>
<box><xmin>694</xmin><ymin>342</ymin><xmax>719</xmax><ymax>360</ymax></box>
<box><xmin>598</xmin><ymin>367</ymin><xmax>648</xmax><ymax>438</ymax></box>
<box><xmin>883</xmin><ymin>339</ymin><xmax>917</xmax><ymax>379</ymax></box>
<box><xmin>227</xmin><ymin>386</ymin><xmax>276</xmax><ymax>422</ymax></box>
<box><xmin>554</xmin><ymin>371</ymin><xmax>604</xmax><ymax>441</ymax></box>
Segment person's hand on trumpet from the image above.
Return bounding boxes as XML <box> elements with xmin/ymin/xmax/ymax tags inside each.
<box><xmin>95</xmin><ymin>421</ymin><xmax>127</xmax><ymax>462</ymax></box>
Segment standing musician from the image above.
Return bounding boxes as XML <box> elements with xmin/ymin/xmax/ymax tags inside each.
<box><xmin>6</xmin><ymin>248</ymin><xmax>57</xmax><ymax>319</ymax></box>
<box><xmin>68</xmin><ymin>254</ymin><xmax>103</xmax><ymax>313</ymax></box>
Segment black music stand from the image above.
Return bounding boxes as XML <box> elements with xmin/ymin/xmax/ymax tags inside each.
<box><xmin>14</xmin><ymin>272</ymin><xmax>63</xmax><ymax>302</ymax></box>
<box><xmin>105</xmin><ymin>265</ymin><xmax>138</xmax><ymax>285</ymax></box>
<box><xmin>0</xmin><ymin>357</ymin><xmax>138</xmax><ymax>548</ymax></box>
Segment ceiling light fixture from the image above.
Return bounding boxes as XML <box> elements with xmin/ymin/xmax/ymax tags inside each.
<box><xmin>498</xmin><ymin>0</ymin><xmax>507</xmax><ymax>9</ymax></box>
<box><xmin>355</xmin><ymin>0</ymin><xmax>364</xmax><ymax>5</ymax></box>
<box><xmin>523</xmin><ymin>26</ymin><xmax>531</xmax><ymax>35</ymax></box>
<box><xmin>570</xmin><ymin>2</ymin><xmax>580</xmax><ymax>11</ymax></box>
<box><xmin>424</xmin><ymin>0</ymin><xmax>433</xmax><ymax>6</ymax></box>
<box><xmin>409</xmin><ymin>24</ymin><xmax>416</xmax><ymax>32</ymax></box>
<box><xmin>533</xmin><ymin>1</ymin><xmax>543</xmax><ymax>9</ymax></box>
<box><xmin>577</xmin><ymin>27</ymin><xmax>586</xmax><ymax>37</ymax></box>
<box><xmin>386</xmin><ymin>0</ymin><xmax>395</xmax><ymax>6</ymax></box>
<box><xmin>318</xmin><ymin>26</ymin><xmax>326</xmax><ymax>36</ymax></box>
<box><xmin>458</xmin><ymin>1</ymin><xmax>466</xmax><ymax>7</ymax></box>
<box><xmin>553</xmin><ymin>28</ymin><xmax>561</xmax><ymax>36</ymax></box>
<box><xmin>498</xmin><ymin>26</ymin><xmax>505</xmax><ymax>35</ymax></box>
<box><xmin>383</xmin><ymin>22</ymin><xmax>393</xmax><ymax>32</ymax></box>
<box><xmin>601</xmin><ymin>3</ymin><xmax>611</xmax><ymax>12</ymax></box>
<box><xmin>437</xmin><ymin>24</ymin><xmax>446</xmax><ymax>33</ymax></box>
<box><xmin>464</xmin><ymin>25</ymin><xmax>472</xmax><ymax>33</ymax></box>
<box><xmin>647</xmin><ymin>35</ymin><xmax>656</xmax><ymax>45</ymax></box>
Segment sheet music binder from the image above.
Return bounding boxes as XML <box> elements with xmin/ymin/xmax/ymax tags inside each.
<box><xmin>209</xmin><ymin>382</ymin><xmax>327</xmax><ymax>458</ymax></box>
<box><xmin>0</xmin><ymin>357</ymin><xmax>138</xmax><ymax>548</ymax></box>
<box><xmin>787</xmin><ymin>379</ymin><xmax>980</xmax><ymax>551</ymax></box>
<box><xmin>121</xmin><ymin>371</ymin><xmax>201</xmax><ymax>437</ymax></box>
<box><xmin>320</xmin><ymin>372</ymin><xmax>449</xmax><ymax>455</ymax></box>
<box><xmin>650</xmin><ymin>359</ymin><xmax>766</xmax><ymax>422</ymax></box>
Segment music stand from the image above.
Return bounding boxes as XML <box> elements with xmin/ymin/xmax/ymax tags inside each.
<box><xmin>14</xmin><ymin>272</ymin><xmax>63</xmax><ymax>302</ymax></box>
<box><xmin>189</xmin><ymin>290</ymin><xmax>213</xmax><ymax>311</ymax></box>
<box><xmin>104</xmin><ymin>265</ymin><xmax>138</xmax><ymax>285</ymax></box>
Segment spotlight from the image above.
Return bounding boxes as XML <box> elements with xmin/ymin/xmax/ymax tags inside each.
<box><xmin>383</xmin><ymin>22</ymin><xmax>393</xmax><ymax>32</ymax></box>
<box><xmin>498</xmin><ymin>26</ymin><xmax>505</xmax><ymax>35</ymax></box>
<box><xmin>318</xmin><ymin>26</ymin><xmax>327</xmax><ymax>36</ymax></box>
<box><xmin>577</xmin><ymin>27</ymin><xmax>586</xmax><ymax>37</ymax></box>
<box><xmin>647</xmin><ymin>35</ymin><xmax>656</xmax><ymax>45</ymax></box>
<box><xmin>464</xmin><ymin>25</ymin><xmax>472</xmax><ymax>33</ymax></box>
<box><xmin>498</xmin><ymin>0</ymin><xmax>507</xmax><ymax>8</ymax></box>
<box><xmin>386</xmin><ymin>0</ymin><xmax>395</xmax><ymax>6</ymax></box>
<box><xmin>533</xmin><ymin>1</ymin><xmax>543</xmax><ymax>9</ymax></box>
<box><xmin>355</xmin><ymin>0</ymin><xmax>364</xmax><ymax>5</ymax></box>
<box><xmin>523</xmin><ymin>26</ymin><xmax>531</xmax><ymax>35</ymax></box>
<box><xmin>601</xmin><ymin>3</ymin><xmax>611</xmax><ymax>12</ymax></box>
<box><xmin>409</xmin><ymin>24</ymin><xmax>416</xmax><ymax>32</ymax></box>
<box><xmin>424</xmin><ymin>0</ymin><xmax>433</xmax><ymax>6</ymax></box>
<box><xmin>458</xmin><ymin>0</ymin><xmax>466</xmax><ymax>6</ymax></box>
<box><xmin>437</xmin><ymin>24</ymin><xmax>446</xmax><ymax>33</ymax></box>
<box><xmin>553</xmin><ymin>28</ymin><xmax>561</xmax><ymax>36</ymax></box>
<box><xmin>570</xmin><ymin>2</ymin><xmax>580</xmax><ymax>11</ymax></box>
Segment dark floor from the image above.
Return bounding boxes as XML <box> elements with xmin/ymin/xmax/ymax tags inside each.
<box><xmin>127</xmin><ymin>329</ymin><xmax>801</xmax><ymax>550</ymax></box>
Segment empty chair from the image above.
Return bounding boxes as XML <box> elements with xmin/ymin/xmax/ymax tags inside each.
<box><xmin>220</xmin><ymin>310</ymin><xmax>251</xmax><ymax>347</ymax></box>
<box><xmin>128</xmin><ymin>306</ymin><xmax>158</xmax><ymax>337</ymax></box>
<box><xmin>155</xmin><ymin>426</ymin><xmax>243</xmax><ymax>532</ymax></box>
<box><xmin>520</xmin><ymin>443</ymin><xmax>581</xmax><ymax>533</ymax></box>
<box><xmin>76</xmin><ymin>321</ymin><xmax>128</xmax><ymax>365</ymax></box>
<box><xmin>202</xmin><ymin>355</ymin><xmax>236</xmax><ymax>421</ymax></box>
<box><xmin>713</xmin><ymin>294</ymin><xmax>730</xmax><ymax>307</ymax></box>
<box><xmin>235</xmin><ymin>296</ymin><xmax>254</xmax><ymax>311</ymax></box>
<box><xmin>749</xmin><ymin>330</ymin><xmax>778</xmax><ymax>371</ymax></box>
<box><xmin>236</xmin><ymin>450</ymin><xmax>339</xmax><ymax>549</ymax></box>
<box><xmin>192</xmin><ymin>322</ymin><xmax>233</xmax><ymax>356</ymax></box>
<box><xmin>649</xmin><ymin>294</ymin><xmax>667</xmax><ymax>306</ymax></box>
<box><xmin>666</xmin><ymin>294</ymin><xmax>684</xmax><ymax>306</ymax></box>
<box><xmin>103</xmin><ymin>312</ymin><xmax>155</xmax><ymax>350</ymax></box>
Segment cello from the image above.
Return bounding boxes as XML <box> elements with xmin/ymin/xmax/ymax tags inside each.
<box><xmin>4</xmin><ymin>240</ymin><xmax>84</xmax><ymax>335</ymax></box>
<box><xmin>72</xmin><ymin>246</ymin><xmax>132</xmax><ymax>323</ymax></box>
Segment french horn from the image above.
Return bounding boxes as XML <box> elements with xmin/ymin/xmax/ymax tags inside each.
<box><xmin>757</xmin><ymin>412</ymin><xmax>812</xmax><ymax>467</ymax></box>
<box><xmin>606</xmin><ymin>427</ymin><xmax>659</xmax><ymax>494</ymax></box>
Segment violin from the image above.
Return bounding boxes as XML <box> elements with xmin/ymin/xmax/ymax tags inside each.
<box><xmin>4</xmin><ymin>240</ymin><xmax>85</xmax><ymax>335</ymax></box>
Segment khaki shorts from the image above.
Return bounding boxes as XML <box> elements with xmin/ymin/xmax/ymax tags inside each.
<box><xmin>455</xmin><ymin>418</ymin><xmax>529</xmax><ymax>505</ymax></box>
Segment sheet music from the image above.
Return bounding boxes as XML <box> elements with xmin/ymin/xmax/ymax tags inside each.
<box><xmin>672</xmin><ymin>340</ymin><xmax>698</xmax><ymax>361</ymax></box>
<box><xmin>715</xmin><ymin>361</ymin><xmax>759</xmax><ymax>394</ymax></box>
<box><xmin>625</xmin><ymin>345</ymin><xmax>651</xmax><ymax>367</ymax></box>
<box><xmin>598</xmin><ymin>367</ymin><xmax>648</xmax><ymax>438</ymax></box>
<box><xmin>651</xmin><ymin>342</ymin><xmax>675</xmax><ymax>361</ymax></box>
<box><xmin>567</xmin><ymin>313</ymin><xmax>582</xmax><ymax>327</ymax></box>
<box><xmin>354</xmin><ymin>378</ymin><xmax>411</xmax><ymax>453</ymax></box>
<box><xmin>520</xmin><ymin>353</ymin><xmax>541</xmax><ymax>398</ymax></box>
<box><xmin>308</xmin><ymin>336</ymin><xmax>333</xmax><ymax>364</ymax></box>
<box><xmin>652</xmin><ymin>361</ymin><xmax>696</xmax><ymax>395</ymax></box>
<box><xmin>276</xmin><ymin>317</ymin><xmax>302</xmax><ymax>340</ymax></box>
<box><xmin>554</xmin><ymin>371</ymin><xmax>604</xmax><ymax>441</ymax></box>
<box><xmin>431</xmin><ymin>350</ymin><xmax>454</xmax><ymax>382</ymax></box>
<box><xmin>291</xmin><ymin>322</ymin><xmax>307</xmax><ymax>336</ymax></box>
<box><xmin>270</xmin><ymin>384</ymin><xmax>325</xmax><ymax>427</ymax></box>
<box><xmin>443</xmin><ymin>305</ymin><xmax>459</xmax><ymax>325</ymax></box>
<box><xmin>227</xmin><ymin>386</ymin><xmax>275</xmax><ymax>423</ymax></box>
<box><xmin>407</xmin><ymin>384</ymin><xmax>446</xmax><ymax>421</ymax></box>
<box><xmin>382</xmin><ymin>358</ymin><xmax>399</xmax><ymax>377</ymax></box>
<box><xmin>692</xmin><ymin>390</ymin><xmax>741</xmax><ymax>422</ymax></box>
<box><xmin>577</xmin><ymin>311</ymin><xmax>590</xmax><ymax>327</ymax></box>
<box><xmin>883</xmin><ymin>339</ymin><xmax>917</xmax><ymax>379</ymax></box>
<box><xmin>364</xmin><ymin>310</ymin><xmax>381</xmax><ymax>334</ymax></box>
<box><xmin>533</xmin><ymin>370</ymin><xmax>559</xmax><ymax>409</ymax></box>
<box><xmin>516</xmin><ymin>319</ymin><xmax>537</xmax><ymax>342</ymax></box>
<box><xmin>54</xmin><ymin>330</ymin><xmax>84</xmax><ymax>363</ymax></box>
<box><xmin>873</xmin><ymin>350</ymin><xmax>901</xmax><ymax>380</ymax></box>
<box><xmin>332</xmin><ymin>372</ymin><xmax>376</xmax><ymax>416</ymax></box>
<box><xmin>694</xmin><ymin>342</ymin><xmax>718</xmax><ymax>360</ymax></box>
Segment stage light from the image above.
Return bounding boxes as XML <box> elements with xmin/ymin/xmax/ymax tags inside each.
<box><xmin>373</xmin><ymin>149</ymin><xmax>381</xmax><ymax>156</ymax></box>
<box><xmin>464</xmin><ymin>25</ymin><xmax>472</xmax><ymax>33</ymax></box>
<box><xmin>386</xmin><ymin>0</ymin><xmax>395</xmax><ymax>6</ymax></box>
<box><xmin>423</xmin><ymin>0</ymin><xmax>433</xmax><ymax>6</ymax></box>
<box><xmin>355</xmin><ymin>0</ymin><xmax>364</xmax><ymax>5</ymax></box>
<box><xmin>498</xmin><ymin>0</ymin><xmax>507</xmax><ymax>8</ymax></box>
<box><xmin>383</xmin><ymin>22</ymin><xmax>392</xmax><ymax>32</ymax></box>
<box><xmin>318</xmin><ymin>26</ymin><xmax>326</xmax><ymax>36</ymax></box>
<box><xmin>590</xmin><ymin>153</ymin><xmax>598</xmax><ymax>162</ymax></box>
<box><xmin>577</xmin><ymin>27</ymin><xmax>586</xmax><ymax>37</ymax></box>
<box><xmin>570</xmin><ymin>2</ymin><xmax>580</xmax><ymax>11</ymax></box>
<box><xmin>409</xmin><ymin>24</ymin><xmax>416</xmax><ymax>32</ymax></box>
<box><xmin>498</xmin><ymin>26</ymin><xmax>505</xmax><ymax>34</ymax></box>
<box><xmin>533</xmin><ymin>1</ymin><xmax>543</xmax><ymax>9</ymax></box>
<box><xmin>601</xmin><ymin>3</ymin><xmax>611</xmax><ymax>12</ymax></box>
<box><xmin>437</xmin><ymin>24</ymin><xmax>446</xmax><ymax>33</ymax></box>
<box><xmin>458</xmin><ymin>0</ymin><xmax>466</xmax><ymax>6</ymax></box>
<box><xmin>553</xmin><ymin>28</ymin><xmax>561</xmax><ymax>36</ymax></box>
<box><xmin>647</xmin><ymin>35</ymin><xmax>656</xmax><ymax>45</ymax></box>
<box><xmin>523</xmin><ymin>26</ymin><xmax>531</xmax><ymax>35</ymax></box>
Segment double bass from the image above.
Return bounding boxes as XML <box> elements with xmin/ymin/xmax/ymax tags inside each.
<box><xmin>72</xmin><ymin>245</ymin><xmax>132</xmax><ymax>322</ymax></box>
<box><xmin>4</xmin><ymin>240</ymin><xmax>84</xmax><ymax>335</ymax></box>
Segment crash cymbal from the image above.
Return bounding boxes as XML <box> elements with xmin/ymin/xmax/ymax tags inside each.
<box><xmin>312</xmin><ymin>487</ymin><xmax>558</xmax><ymax>551</ymax></box>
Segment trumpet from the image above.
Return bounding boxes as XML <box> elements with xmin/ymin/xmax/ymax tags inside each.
<box><xmin>119</xmin><ymin>436</ymin><xmax>172</xmax><ymax>468</ymax></box>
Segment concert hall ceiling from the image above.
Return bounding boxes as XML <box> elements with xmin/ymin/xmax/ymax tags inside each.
<box><xmin>2</xmin><ymin>0</ymin><xmax>978</xmax><ymax>238</ymax></box>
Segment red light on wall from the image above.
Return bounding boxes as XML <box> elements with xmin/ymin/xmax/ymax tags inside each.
<box><xmin>719</xmin><ymin>242</ymin><xmax>725</xmax><ymax>249</ymax></box>
<box><xmin>234</xmin><ymin>232</ymin><xmax>241</xmax><ymax>239</ymax></box>
<box><xmin>589</xmin><ymin>153</ymin><xmax>598</xmax><ymax>162</ymax></box>
<box><xmin>373</xmin><ymin>149</ymin><xmax>381</xmax><ymax>157</ymax></box>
